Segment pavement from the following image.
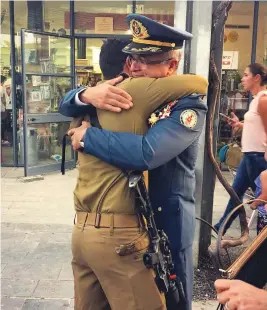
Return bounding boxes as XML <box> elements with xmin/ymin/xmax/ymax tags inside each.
<box><xmin>0</xmin><ymin>167</ymin><xmax>253</xmax><ymax>310</ymax></box>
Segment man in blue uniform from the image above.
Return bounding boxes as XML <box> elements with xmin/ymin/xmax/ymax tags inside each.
<box><xmin>60</xmin><ymin>14</ymin><xmax>208</xmax><ymax>310</ymax></box>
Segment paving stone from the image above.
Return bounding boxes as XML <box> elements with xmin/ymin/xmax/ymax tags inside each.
<box><xmin>69</xmin><ymin>299</ymin><xmax>74</xmax><ymax>309</ymax></box>
<box><xmin>1</xmin><ymin>279</ymin><xmax>38</xmax><ymax>297</ymax></box>
<box><xmin>1</xmin><ymin>262</ymin><xmax>63</xmax><ymax>281</ymax></box>
<box><xmin>1</xmin><ymin>231</ymin><xmax>27</xmax><ymax>243</ymax></box>
<box><xmin>1</xmin><ymin>222</ymin><xmax>17</xmax><ymax>230</ymax></box>
<box><xmin>1</xmin><ymin>240</ymin><xmax>39</xmax><ymax>263</ymax></box>
<box><xmin>19</xmin><ymin>175</ymin><xmax>44</xmax><ymax>183</ymax></box>
<box><xmin>1</xmin><ymin>195</ymin><xmax>41</xmax><ymax>202</ymax></box>
<box><xmin>1</xmin><ymin>201</ymin><xmax>14</xmax><ymax>208</ymax></box>
<box><xmin>14</xmin><ymin>223</ymin><xmax>72</xmax><ymax>233</ymax></box>
<box><xmin>1</xmin><ymin>264</ymin><xmax>7</xmax><ymax>272</ymax></box>
<box><xmin>32</xmin><ymin>280</ymin><xmax>74</xmax><ymax>298</ymax></box>
<box><xmin>24</xmin><ymin>232</ymin><xmax>72</xmax><ymax>244</ymax></box>
<box><xmin>29</xmin><ymin>243</ymin><xmax>72</xmax><ymax>264</ymax></box>
<box><xmin>1</xmin><ymin>297</ymin><xmax>25</xmax><ymax>310</ymax></box>
<box><xmin>58</xmin><ymin>263</ymin><xmax>73</xmax><ymax>281</ymax></box>
<box><xmin>192</xmin><ymin>300</ymin><xmax>218</xmax><ymax>310</ymax></box>
<box><xmin>22</xmin><ymin>298</ymin><xmax>70</xmax><ymax>309</ymax></box>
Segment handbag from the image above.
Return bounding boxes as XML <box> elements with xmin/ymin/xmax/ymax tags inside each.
<box><xmin>225</xmin><ymin>144</ymin><xmax>243</xmax><ymax>169</ymax></box>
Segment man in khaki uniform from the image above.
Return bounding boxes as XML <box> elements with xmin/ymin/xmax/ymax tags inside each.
<box><xmin>61</xmin><ymin>15</ymin><xmax>208</xmax><ymax>310</ymax></box>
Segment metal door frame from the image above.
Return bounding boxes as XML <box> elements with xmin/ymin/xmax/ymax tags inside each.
<box><xmin>20</xmin><ymin>29</ymin><xmax>75</xmax><ymax>176</ymax></box>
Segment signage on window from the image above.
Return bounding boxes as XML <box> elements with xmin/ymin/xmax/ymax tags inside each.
<box><xmin>95</xmin><ymin>17</ymin><xmax>113</xmax><ymax>33</ymax></box>
<box><xmin>222</xmin><ymin>51</ymin><xmax>239</xmax><ymax>70</ymax></box>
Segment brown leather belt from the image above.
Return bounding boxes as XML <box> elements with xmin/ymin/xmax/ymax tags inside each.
<box><xmin>75</xmin><ymin>212</ymin><xmax>145</xmax><ymax>228</ymax></box>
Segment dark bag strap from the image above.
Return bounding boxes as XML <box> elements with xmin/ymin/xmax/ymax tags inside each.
<box><xmin>61</xmin><ymin>133</ymin><xmax>68</xmax><ymax>175</ymax></box>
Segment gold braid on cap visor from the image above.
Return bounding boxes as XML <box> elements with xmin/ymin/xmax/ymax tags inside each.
<box><xmin>132</xmin><ymin>37</ymin><xmax>175</xmax><ymax>48</ymax></box>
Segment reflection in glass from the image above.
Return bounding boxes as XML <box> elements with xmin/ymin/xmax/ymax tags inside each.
<box><xmin>43</xmin><ymin>1</ymin><xmax>70</xmax><ymax>35</ymax></box>
<box><xmin>74</xmin><ymin>1</ymin><xmax>130</xmax><ymax>34</ymax></box>
<box><xmin>219</xmin><ymin>2</ymin><xmax>254</xmax><ymax>145</ymax></box>
<box><xmin>224</xmin><ymin>2</ymin><xmax>254</xmax><ymax>76</ymax></box>
<box><xmin>136</xmin><ymin>1</ymin><xmax>175</xmax><ymax>26</ymax></box>
<box><xmin>256</xmin><ymin>2</ymin><xmax>267</xmax><ymax>66</ymax></box>
<box><xmin>14</xmin><ymin>1</ymin><xmax>70</xmax><ymax>35</ymax></box>
<box><xmin>24</xmin><ymin>33</ymin><xmax>71</xmax><ymax>74</ymax></box>
<box><xmin>25</xmin><ymin>76</ymin><xmax>71</xmax><ymax>114</ymax></box>
<box><xmin>1</xmin><ymin>0</ymin><xmax>14</xmax><ymax>165</ymax></box>
<box><xmin>18</xmin><ymin>122</ymin><xmax>72</xmax><ymax>167</ymax></box>
<box><xmin>75</xmin><ymin>38</ymin><xmax>104</xmax><ymax>86</ymax></box>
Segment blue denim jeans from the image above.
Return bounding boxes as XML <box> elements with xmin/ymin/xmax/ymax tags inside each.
<box><xmin>215</xmin><ymin>152</ymin><xmax>267</xmax><ymax>231</ymax></box>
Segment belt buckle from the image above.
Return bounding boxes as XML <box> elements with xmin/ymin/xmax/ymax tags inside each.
<box><xmin>94</xmin><ymin>213</ymin><xmax>101</xmax><ymax>228</ymax></box>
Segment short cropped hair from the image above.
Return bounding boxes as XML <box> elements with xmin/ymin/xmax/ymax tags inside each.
<box><xmin>1</xmin><ymin>75</ymin><xmax>6</xmax><ymax>84</ymax></box>
<box><xmin>99</xmin><ymin>38</ymin><xmax>130</xmax><ymax>80</ymax></box>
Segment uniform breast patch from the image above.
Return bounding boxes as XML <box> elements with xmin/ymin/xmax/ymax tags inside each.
<box><xmin>180</xmin><ymin>110</ymin><xmax>197</xmax><ymax>128</ymax></box>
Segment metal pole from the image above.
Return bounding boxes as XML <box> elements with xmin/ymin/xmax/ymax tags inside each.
<box><xmin>184</xmin><ymin>1</ymin><xmax>193</xmax><ymax>74</ymax></box>
<box><xmin>9</xmin><ymin>0</ymin><xmax>18</xmax><ymax>166</ymax></box>
<box><xmin>70</xmin><ymin>0</ymin><xmax>75</xmax><ymax>89</ymax></box>
<box><xmin>249</xmin><ymin>1</ymin><xmax>259</xmax><ymax>103</ymax></box>
<box><xmin>70</xmin><ymin>0</ymin><xmax>76</xmax><ymax>165</ymax></box>
<box><xmin>20</xmin><ymin>29</ymin><xmax>28</xmax><ymax>177</ymax></box>
<box><xmin>251</xmin><ymin>1</ymin><xmax>259</xmax><ymax>64</ymax></box>
<box><xmin>198</xmin><ymin>1</ymin><xmax>226</xmax><ymax>255</ymax></box>
<box><xmin>132</xmin><ymin>1</ymin><xmax>136</xmax><ymax>14</ymax></box>
<box><xmin>70</xmin><ymin>0</ymin><xmax>74</xmax><ymax>37</ymax></box>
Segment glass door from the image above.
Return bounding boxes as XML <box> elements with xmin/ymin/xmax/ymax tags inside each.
<box><xmin>20</xmin><ymin>29</ymin><xmax>75</xmax><ymax>176</ymax></box>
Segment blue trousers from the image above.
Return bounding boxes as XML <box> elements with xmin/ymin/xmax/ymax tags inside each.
<box><xmin>215</xmin><ymin>152</ymin><xmax>267</xmax><ymax>231</ymax></box>
<box><xmin>166</xmin><ymin>246</ymin><xmax>193</xmax><ymax>310</ymax></box>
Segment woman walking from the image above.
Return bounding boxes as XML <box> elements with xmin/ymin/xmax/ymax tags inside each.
<box><xmin>215</xmin><ymin>63</ymin><xmax>267</xmax><ymax>232</ymax></box>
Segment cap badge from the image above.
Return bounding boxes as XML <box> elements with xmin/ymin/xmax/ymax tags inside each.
<box><xmin>130</xmin><ymin>19</ymin><xmax>149</xmax><ymax>39</ymax></box>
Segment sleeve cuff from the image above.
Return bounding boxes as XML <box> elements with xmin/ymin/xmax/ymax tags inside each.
<box><xmin>75</xmin><ymin>88</ymin><xmax>87</xmax><ymax>105</ymax></box>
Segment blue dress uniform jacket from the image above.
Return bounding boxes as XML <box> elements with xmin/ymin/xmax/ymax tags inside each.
<box><xmin>59</xmin><ymin>91</ymin><xmax>207</xmax><ymax>309</ymax></box>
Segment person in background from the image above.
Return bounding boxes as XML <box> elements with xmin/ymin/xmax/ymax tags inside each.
<box><xmin>250</xmin><ymin>150</ymin><xmax>267</xmax><ymax>234</ymax></box>
<box><xmin>215</xmin><ymin>63</ymin><xmax>267</xmax><ymax>232</ymax></box>
<box><xmin>250</xmin><ymin>170</ymin><xmax>267</xmax><ymax>234</ymax></box>
<box><xmin>1</xmin><ymin>75</ymin><xmax>9</xmax><ymax>146</ymax></box>
<box><xmin>215</xmin><ymin>279</ymin><xmax>267</xmax><ymax>310</ymax></box>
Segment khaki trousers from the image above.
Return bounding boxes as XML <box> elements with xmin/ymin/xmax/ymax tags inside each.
<box><xmin>72</xmin><ymin>219</ymin><xmax>166</xmax><ymax>310</ymax></box>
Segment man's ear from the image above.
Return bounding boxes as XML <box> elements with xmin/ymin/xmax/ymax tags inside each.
<box><xmin>124</xmin><ymin>57</ymin><xmax>131</xmax><ymax>76</ymax></box>
<box><xmin>167</xmin><ymin>59</ymin><xmax>178</xmax><ymax>76</ymax></box>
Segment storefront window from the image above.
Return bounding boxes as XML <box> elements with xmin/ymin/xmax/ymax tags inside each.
<box><xmin>18</xmin><ymin>122</ymin><xmax>72</xmax><ymax>167</ymax></box>
<box><xmin>23</xmin><ymin>33</ymin><xmax>71</xmax><ymax>74</ymax></box>
<box><xmin>14</xmin><ymin>1</ymin><xmax>70</xmax><ymax>34</ymax></box>
<box><xmin>1</xmin><ymin>0</ymin><xmax>14</xmax><ymax>165</ymax></box>
<box><xmin>43</xmin><ymin>1</ymin><xmax>70</xmax><ymax>34</ymax></box>
<box><xmin>74</xmin><ymin>1</ymin><xmax>131</xmax><ymax>34</ymax></box>
<box><xmin>25</xmin><ymin>76</ymin><xmax>72</xmax><ymax>114</ymax></box>
<box><xmin>14</xmin><ymin>1</ymin><xmax>27</xmax><ymax>32</ymax></box>
<box><xmin>136</xmin><ymin>1</ymin><xmax>175</xmax><ymax>26</ymax></box>
<box><xmin>256</xmin><ymin>2</ymin><xmax>267</xmax><ymax>66</ymax></box>
<box><xmin>75</xmin><ymin>38</ymin><xmax>104</xmax><ymax>86</ymax></box>
<box><xmin>219</xmin><ymin>2</ymin><xmax>254</xmax><ymax>145</ymax></box>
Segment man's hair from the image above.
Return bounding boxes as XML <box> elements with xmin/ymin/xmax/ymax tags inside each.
<box><xmin>99</xmin><ymin>38</ymin><xmax>130</xmax><ymax>80</ymax></box>
<box><xmin>1</xmin><ymin>75</ymin><xmax>6</xmax><ymax>84</ymax></box>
